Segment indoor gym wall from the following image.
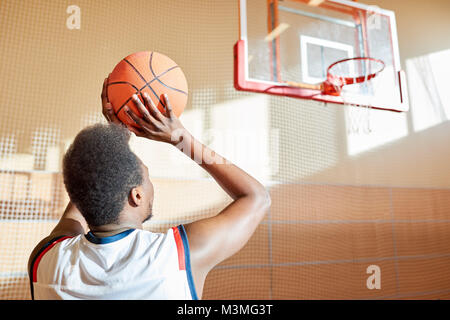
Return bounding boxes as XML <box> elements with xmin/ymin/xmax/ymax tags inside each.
<box><xmin>0</xmin><ymin>0</ymin><xmax>450</xmax><ymax>299</ymax></box>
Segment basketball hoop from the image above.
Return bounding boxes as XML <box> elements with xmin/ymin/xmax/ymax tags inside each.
<box><xmin>325</xmin><ymin>57</ymin><xmax>385</xmax><ymax>135</ymax></box>
<box><xmin>282</xmin><ymin>56</ymin><xmax>386</xmax><ymax>134</ymax></box>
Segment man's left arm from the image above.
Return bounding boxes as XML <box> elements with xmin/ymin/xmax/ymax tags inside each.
<box><xmin>27</xmin><ymin>201</ymin><xmax>87</xmax><ymax>274</ymax></box>
<box><xmin>49</xmin><ymin>201</ymin><xmax>88</xmax><ymax>237</ymax></box>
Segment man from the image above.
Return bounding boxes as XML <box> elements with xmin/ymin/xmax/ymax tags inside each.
<box><xmin>27</xmin><ymin>78</ymin><xmax>271</xmax><ymax>299</ymax></box>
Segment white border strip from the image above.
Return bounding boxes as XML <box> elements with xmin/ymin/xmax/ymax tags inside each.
<box><xmin>300</xmin><ymin>35</ymin><xmax>354</xmax><ymax>84</ymax></box>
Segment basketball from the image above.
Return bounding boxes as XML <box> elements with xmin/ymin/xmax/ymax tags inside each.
<box><xmin>106</xmin><ymin>51</ymin><xmax>188</xmax><ymax>128</ymax></box>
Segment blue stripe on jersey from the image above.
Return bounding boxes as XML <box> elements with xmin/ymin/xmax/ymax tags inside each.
<box><xmin>178</xmin><ymin>225</ymin><xmax>199</xmax><ymax>300</ymax></box>
<box><xmin>85</xmin><ymin>229</ymin><xmax>135</xmax><ymax>244</ymax></box>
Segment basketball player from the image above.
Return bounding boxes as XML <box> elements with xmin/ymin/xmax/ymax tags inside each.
<box><xmin>27</xmin><ymin>78</ymin><xmax>271</xmax><ymax>299</ymax></box>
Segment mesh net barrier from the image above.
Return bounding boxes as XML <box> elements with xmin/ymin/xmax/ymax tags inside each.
<box><xmin>1</xmin><ymin>0</ymin><xmax>450</xmax><ymax>300</ymax></box>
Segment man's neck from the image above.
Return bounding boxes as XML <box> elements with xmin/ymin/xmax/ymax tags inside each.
<box><xmin>89</xmin><ymin>223</ymin><xmax>142</xmax><ymax>237</ymax></box>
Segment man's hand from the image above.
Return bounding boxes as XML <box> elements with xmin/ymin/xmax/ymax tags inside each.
<box><xmin>124</xmin><ymin>92</ymin><xmax>188</xmax><ymax>145</ymax></box>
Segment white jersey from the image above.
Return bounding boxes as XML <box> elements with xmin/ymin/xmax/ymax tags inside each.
<box><xmin>29</xmin><ymin>225</ymin><xmax>198</xmax><ymax>300</ymax></box>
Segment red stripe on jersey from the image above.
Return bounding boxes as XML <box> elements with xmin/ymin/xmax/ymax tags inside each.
<box><xmin>172</xmin><ymin>226</ymin><xmax>186</xmax><ymax>270</ymax></box>
<box><xmin>32</xmin><ymin>236</ymin><xmax>72</xmax><ymax>283</ymax></box>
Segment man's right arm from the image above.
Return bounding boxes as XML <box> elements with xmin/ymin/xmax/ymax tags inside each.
<box><xmin>179</xmin><ymin>131</ymin><xmax>271</xmax><ymax>296</ymax></box>
<box><xmin>116</xmin><ymin>90</ymin><xmax>270</xmax><ymax>298</ymax></box>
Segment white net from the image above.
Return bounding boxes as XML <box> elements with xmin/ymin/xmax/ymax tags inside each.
<box><xmin>328</xmin><ymin>58</ymin><xmax>385</xmax><ymax>135</ymax></box>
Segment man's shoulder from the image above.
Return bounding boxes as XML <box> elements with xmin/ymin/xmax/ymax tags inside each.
<box><xmin>28</xmin><ymin>234</ymin><xmax>76</xmax><ymax>281</ymax></box>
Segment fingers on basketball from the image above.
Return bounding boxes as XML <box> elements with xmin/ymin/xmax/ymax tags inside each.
<box><xmin>143</xmin><ymin>92</ymin><xmax>164</xmax><ymax>121</ymax></box>
<box><xmin>162</xmin><ymin>94</ymin><xmax>175</xmax><ymax>119</ymax></box>
<box><xmin>132</xmin><ymin>94</ymin><xmax>153</xmax><ymax>123</ymax></box>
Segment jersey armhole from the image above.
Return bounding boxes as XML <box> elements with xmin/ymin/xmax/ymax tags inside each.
<box><xmin>172</xmin><ymin>225</ymin><xmax>199</xmax><ymax>300</ymax></box>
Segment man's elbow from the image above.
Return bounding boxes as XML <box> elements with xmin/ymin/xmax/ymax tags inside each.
<box><xmin>262</xmin><ymin>190</ymin><xmax>271</xmax><ymax>208</ymax></box>
<box><xmin>254</xmin><ymin>189</ymin><xmax>271</xmax><ymax>212</ymax></box>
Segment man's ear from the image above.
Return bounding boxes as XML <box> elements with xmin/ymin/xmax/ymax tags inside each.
<box><xmin>129</xmin><ymin>186</ymin><xmax>144</xmax><ymax>207</ymax></box>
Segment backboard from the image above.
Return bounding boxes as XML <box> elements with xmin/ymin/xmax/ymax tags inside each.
<box><xmin>234</xmin><ymin>0</ymin><xmax>409</xmax><ymax>112</ymax></box>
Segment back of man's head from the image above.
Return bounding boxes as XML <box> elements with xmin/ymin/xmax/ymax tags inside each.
<box><xmin>62</xmin><ymin>122</ymin><xmax>143</xmax><ymax>227</ymax></box>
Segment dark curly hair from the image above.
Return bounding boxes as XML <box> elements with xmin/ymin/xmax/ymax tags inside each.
<box><xmin>62</xmin><ymin>122</ymin><xmax>144</xmax><ymax>227</ymax></box>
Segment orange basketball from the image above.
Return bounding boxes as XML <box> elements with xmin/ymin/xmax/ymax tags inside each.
<box><xmin>107</xmin><ymin>51</ymin><xmax>188</xmax><ymax>128</ymax></box>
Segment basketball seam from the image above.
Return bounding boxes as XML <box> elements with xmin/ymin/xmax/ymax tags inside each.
<box><xmin>108</xmin><ymin>81</ymin><xmax>140</xmax><ymax>91</ymax></box>
<box><xmin>123</xmin><ymin>58</ymin><xmax>166</xmax><ymax>110</ymax></box>
<box><xmin>139</xmin><ymin>65</ymin><xmax>180</xmax><ymax>92</ymax></box>
<box><xmin>107</xmin><ymin>62</ymin><xmax>163</xmax><ymax>115</ymax></box>
<box><xmin>148</xmin><ymin>52</ymin><xmax>188</xmax><ymax>96</ymax></box>
<box><xmin>106</xmin><ymin>81</ymin><xmax>140</xmax><ymax>115</ymax></box>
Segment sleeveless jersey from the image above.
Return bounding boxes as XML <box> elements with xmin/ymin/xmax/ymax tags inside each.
<box><xmin>29</xmin><ymin>225</ymin><xmax>198</xmax><ymax>300</ymax></box>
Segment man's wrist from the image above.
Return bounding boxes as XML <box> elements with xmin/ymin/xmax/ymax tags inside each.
<box><xmin>171</xmin><ymin>129</ymin><xmax>205</xmax><ymax>164</ymax></box>
<box><xmin>169</xmin><ymin>128</ymin><xmax>192</xmax><ymax>147</ymax></box>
